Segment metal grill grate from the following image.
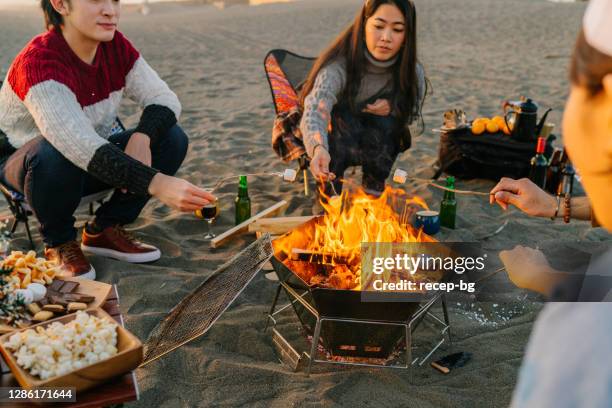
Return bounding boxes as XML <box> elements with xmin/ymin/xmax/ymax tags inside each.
<box><xmin>141</xmin><ymin>234</ymin><xmax>273</xmax><ymax>367</ymax></box>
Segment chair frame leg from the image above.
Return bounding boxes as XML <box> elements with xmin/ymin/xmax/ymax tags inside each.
<box><xmin>23</xmin><ymin>219</ymin><xmax>35</xmax><ymax>250</ymax></box>
<box><xmin>9</xmin><ymin>218</ymin><xmax>18</xmax><ymax>234</ymax></box>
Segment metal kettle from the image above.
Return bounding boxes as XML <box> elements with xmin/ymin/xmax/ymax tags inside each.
<box><xmin>503</xmin><ymin>97</ymin><xmax>551</xmax><ymax>142</ymax></box>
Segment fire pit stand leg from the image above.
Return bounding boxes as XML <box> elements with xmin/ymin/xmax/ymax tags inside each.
<box><xmin>264</xmin><ymin>284</ymin><xmax>283</xmax><ymax>332</ymax></box>
<box><xmin>306</xmin><ymin>319</ymin><xmax>322</xmax><ymax>376</ymax></box>
<box><xmin>405</xmin><ymin>324</ymin><xmax>413</xmax><ymax>366</ymax></box>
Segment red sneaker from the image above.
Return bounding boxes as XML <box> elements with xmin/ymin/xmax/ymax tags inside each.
<box><xmin>81</xmin><ymin>225</ymin><xmax>161</xmax><ymax>263</ymax></box>
<box><xmin>45</xmin><ymin>241</ymin><xmax>96</xmax><ymax>280</ymax></box>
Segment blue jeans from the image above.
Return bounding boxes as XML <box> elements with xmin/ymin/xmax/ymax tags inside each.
<box><xmin>0</xmin><ymin>126</ymin><xmax>188</xmax><ymax>247</ymax></box>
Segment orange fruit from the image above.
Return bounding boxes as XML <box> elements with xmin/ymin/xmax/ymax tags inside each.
<box><xmin>472</xmin><ymin>120</ymin><xmax>486</xmax><ymax>135</ymax></box>
<box><xmin>492</xmin><ymin>116</ymin><xmax>505</xmax><ymax>128</ymax></box>
<box><xmin>486</xmin><ymin>120</ymin><xmax>499</xmax><ymax>133</ymax></box>
<box><xmin>501</xmin><ymin>124</ymin><xmax>511</xmax><ymax>135</ymax></box>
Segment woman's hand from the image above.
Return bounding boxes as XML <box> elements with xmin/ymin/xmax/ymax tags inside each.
<box><xmin>489</xmin><ymin>177</ymin><xmax>557</xmax><ymax>217</ymax></box>
<box><xmin>148</xmin><ymin>173</ymin><xmax>216</xmax><ymax>212</ymax></box>
<box><xmin>499</xmin><ymin>245</ymin><xmax>562</xmax><ymax>296</ymax></box>
<box><xmin>310</xmin><ymin>147</ymin><xmax>336</xmax><ymax>182</ymax></box>
<box><xmin>362</xmin><ymin>99</ymin><xmax>392</xmax><ymax>116</ymax></box>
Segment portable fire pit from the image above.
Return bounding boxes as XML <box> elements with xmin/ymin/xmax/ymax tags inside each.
<box><xmin>266</xmin><ymin>215</ymin><xmax>453</xmax><ymax>374</ymax></box>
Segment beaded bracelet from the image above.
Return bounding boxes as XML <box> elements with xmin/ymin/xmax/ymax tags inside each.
<box><xmin>563</xmin><ymin>193</ymin><xmax>572</xmax><ymax>223</ymax></box>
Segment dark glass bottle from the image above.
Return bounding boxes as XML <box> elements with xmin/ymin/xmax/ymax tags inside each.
<box><xmin>529</xmin><ymin>137</ymin><xmax>548</xmax><ymax>189</ymax></box>
<box><xmin>440</xmin><ymin>176</ymin><xmax>457</xmax><ymax>229</ymax></box>
<box><xmin>545</xmin><ymin>148</ymin><xmax>563</xmax><ymax>194</ymax></box>
<box><xmin>235</xmin><ymin>175</ymin><xmax>251</xmax><ymax>225</ymax></box>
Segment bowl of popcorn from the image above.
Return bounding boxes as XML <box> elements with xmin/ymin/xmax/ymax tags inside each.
<box><xmin>0</xmin><ymin>308</ymin><xmax>142</xmax><ymax>392</ymax></box>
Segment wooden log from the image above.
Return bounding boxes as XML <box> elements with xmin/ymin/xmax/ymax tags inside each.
<box><xmin>248</xmin><ymin>216</ymin><xmax>315</xmax><ymax>235</ymax></box>
<box><xmin>210</xmin><ymin>200</ymin><xmax>287</xmax><ymax>248</ymax></box>
<box><xmin>290</xmin><ymin>248</ymin><xmax>349</xmax><ymax>265</ymax></box>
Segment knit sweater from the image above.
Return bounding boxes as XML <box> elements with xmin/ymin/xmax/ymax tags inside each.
<box><xmin>300</xmin><ymin>54</ymin><xmax>425</xmax><ymax>158</ymax></box>
<box><xmin>0</xmin><ymin>28</ymin><xmax>181</xmax><ymax>196</ymax></box>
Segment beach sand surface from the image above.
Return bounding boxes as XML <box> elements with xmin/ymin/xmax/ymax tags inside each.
<box><xmin>1</xmin><ymin>0</ymin><xmax>608</xmax><ymax>407</ymax></box>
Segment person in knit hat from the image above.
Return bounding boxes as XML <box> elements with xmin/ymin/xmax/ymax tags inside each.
<box><xmin>0</xmin><ymin>0</ymin><xmax>216</xmax><ymax>279</ymax></box>
<box><xmin>485</xmin><ymin>0</ymin><xmax>612</xmax><ymax>406</ymax></box>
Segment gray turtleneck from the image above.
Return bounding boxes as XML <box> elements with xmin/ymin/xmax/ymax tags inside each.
<box><xmin>300</xmin><ymin>54</ymin><xmax>425</xmax><ymax>158</ymax></box>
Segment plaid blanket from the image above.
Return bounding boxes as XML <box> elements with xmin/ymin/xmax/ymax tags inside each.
<box><xmin>265</xmin><ymin>53</ymin><xmax>307</xmax><ymax>162</ymax></box>
<box><xmin>271</xmin><ymin>107</ymin><xmax>305</xmax><ymax>163</ymax></box>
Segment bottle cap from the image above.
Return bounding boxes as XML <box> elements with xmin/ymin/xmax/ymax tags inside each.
<box><xmin>536</xmin><ymin>137</ymin><xmax>546</xmax><ymax>154</ymax></box>
<box><xmin>239</xmin><ymin>175</ymin><xmax>247</xmax><ymax>187</ymax></box>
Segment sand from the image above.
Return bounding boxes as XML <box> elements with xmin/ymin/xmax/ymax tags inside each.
<box><xmin>0</xmin><ymin>0</ymin><xmax>609</xmax><ymax>406</ymax></box>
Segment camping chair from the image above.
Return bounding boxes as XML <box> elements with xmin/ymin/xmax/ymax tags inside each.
<box><xmin>263</xmin><ymin>49</ymin><xmax>316</xmax><ymax>195</ymax></box>
<box><xmin>0</xmin><ymin>79</ymin><xmax>118</xmax><ymax>248</ymax></box>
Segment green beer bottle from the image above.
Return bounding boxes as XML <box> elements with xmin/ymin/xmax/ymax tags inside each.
<box><xmin>235</xmin><ymin>175</ymin><xmax>251</xmax><ymax>225</ymax></box>
<box><xmin>440</xmin><ymin>176</ymin><xmax>457</xmax><ymax>229</ymax></box>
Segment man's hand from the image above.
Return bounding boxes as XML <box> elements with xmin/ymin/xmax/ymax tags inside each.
<box><xmin>148</xmin><ymin>173</ymin><xmax>216</xmax><ymax>212</ymax></box>
<box><xmin>489</xmin><ymin>177</ymin><xmax>557</xmax><ymax>217</ymax></box>
<box><xmin>122</xmin><ymin>132</ymin><xmax>153</xmax><ymax>193</ymax></box>
<box><xmin>310</xmin><ymin>146</ymin><xmax>336</xmax><ymax>182</ymax></box>
<box><xmin>499</xmin><ymin>245</ymin><xmax>561</xmax><ymax>296</ymax></box>
<box><xmin>362</xmin><ymin>99</ymin><xmax>392</xmax><ymax>116</ymax></box>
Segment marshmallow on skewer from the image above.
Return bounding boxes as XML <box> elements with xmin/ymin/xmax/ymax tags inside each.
<box><xmin>393</xmin><ymin>169</ymin><xmax>408</xmax><ymax>184</ymax></box>
<box><xmin>283</xmin><ymin>169</ymin><xmax>297</xmax><ymax>182</ymax></box>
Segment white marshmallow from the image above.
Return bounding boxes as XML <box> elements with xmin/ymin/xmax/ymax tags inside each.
<box><xmin>283</xmin><ymin>168</ymin><xmax>297</xmax><ymax>182</ymax></box>
<box><xmin>26</xmin><ymin>283</ymin><xmax>47</xmax><ymax>302</ymax></box>
<box><xmin>393</xmin><ymin>169</ymin><xmax>408</xmax><ymax>184</ymax></box>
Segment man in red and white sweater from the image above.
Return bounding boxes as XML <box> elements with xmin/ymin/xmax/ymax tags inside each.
<box><xmin>0</xmin><ymin>0</ymin><xmax>215</xmax><ymax>279</ymax></box>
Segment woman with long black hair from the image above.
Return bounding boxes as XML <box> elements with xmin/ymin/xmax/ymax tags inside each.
<box><xmin>299</xmin><ymin>0</ymin><xmax>427</xmax><ymax>196</ymax></box>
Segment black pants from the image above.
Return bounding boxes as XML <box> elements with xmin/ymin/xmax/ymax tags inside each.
<box><xmin>0</xmin><ymin>125</ymin><xmax>188</xmax><ymax>247</ymax></box>
<box><xmin>326</xmin><ymin>105</ymin><xmax>404</xmax><ymax>196</ymax></box>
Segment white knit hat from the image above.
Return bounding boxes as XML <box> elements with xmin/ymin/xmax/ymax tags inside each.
<box><xmin>583</xmin><ymin>0</ymin><xmax>612</xmax><ymax>56</ymax></box>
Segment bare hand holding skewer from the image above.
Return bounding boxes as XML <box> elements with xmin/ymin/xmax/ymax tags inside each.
<box><xmin>148</xmin><ymin>173</ymin><xmax>217</xmax><ymax>212</ymax></box>
<box><xmin>310</xmin><ymin>145</ymin><xmax>336</xmax><ymax>182</ymax></box>
<box><xmin>489</xmin><ymin>178</ymin><xmax>559</xmax><ymax>217</ymax></box>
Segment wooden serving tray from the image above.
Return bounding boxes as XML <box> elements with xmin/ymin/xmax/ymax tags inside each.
<box><xmin>0</xmin><ymin>307</ymin><xmax>142</xmax><ymax>392</ymax></box>
<box><xmin>0</xmin><ymin>277</ymin><xmax>112</xmax><ymax>334</ymax></box>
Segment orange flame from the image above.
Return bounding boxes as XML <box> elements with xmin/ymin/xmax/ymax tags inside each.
<box><xmin>274</xmin><ymin>184</ymin><xmax>436</xmax><ymax>290</ymax></box>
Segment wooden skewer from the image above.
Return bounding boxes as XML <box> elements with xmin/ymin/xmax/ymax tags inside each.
<box><xmin>330</xmin><ymin>176</ymin><xmax>493</xmax><ymax>197</ymax></box>
<box><xmin>206</xmin><ymin>172</ymin><xmax>285</xmax><ymax>193</ymax></box>
<box><xmin>402</xmin><ymin>177</ymin><xmax>494</xmax><ymax>197</ymax></box>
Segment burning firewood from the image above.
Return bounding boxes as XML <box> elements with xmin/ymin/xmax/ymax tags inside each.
<box><xmin>290</xmin><ymin>248</ymin><xmax>349</xmax><ymax>265</ymax></box>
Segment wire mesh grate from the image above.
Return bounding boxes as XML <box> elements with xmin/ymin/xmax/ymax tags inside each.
<box><xmin>141</xmin><ymin>234</ymin><xmax>273</xmax><ymax>367</ymax></box>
